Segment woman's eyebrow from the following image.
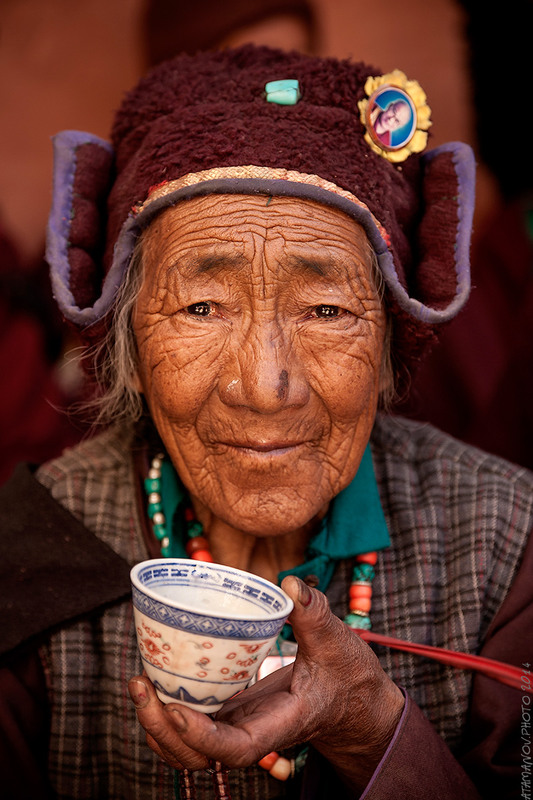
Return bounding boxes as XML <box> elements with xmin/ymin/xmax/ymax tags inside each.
<box><xmin>168</xmin><ymin>252</ymin><xmax>341</xmax><ymax>279</ymax></box>
<box><xmin>285</xmin><ymin>256</ymin><xmax>333</xmax><ymax>277</ymax></box>
<box><xmin>170</xmin><ymin>252</ymin><xmax>248</xmax><ymax>276</ymax></box>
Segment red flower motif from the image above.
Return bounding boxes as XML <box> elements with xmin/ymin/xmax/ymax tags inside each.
<box><xmin>143</xmin><ymin>638</ymin><xmax>163</xmax><ymax>657</ymax></box>
<box><xmin>231</xmin><ymin>671</ymin><xmax>250</xmax><ymax>681</ymax></box>
<box><xmin>240</xmin><ymin>643</ymin><xmax>265</xmax><ymax>653</ymax></box>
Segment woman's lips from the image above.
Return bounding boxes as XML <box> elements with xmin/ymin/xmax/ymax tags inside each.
<box><xmin>228</xmin><ymin>441</ymin><xmax>302</xmax><ymax>451</ymax></box>
<box><xmin>216</xmin><ymin>440</ymin><xmax>308</xmax><ymax>457</ymax></box>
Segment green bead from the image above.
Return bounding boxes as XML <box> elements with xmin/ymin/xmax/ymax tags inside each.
<box><xmin>153</xmin><ymin>523</ymin><xmax>166</xmax><ymax>541</ymax></box>
<box><xmin>294</xmin><ymin>746</ymin><xmax>309</xmax><ymax>774</ymax></box>
<box><xmin>148</xmin><ymin>501</ymin><xmax>163</xmax><ymax>516</ymax></box>
<box><xmin>344</xmin><ymin>612</ymin><xmax>372</xmax><ymax>630</ymax></box>
<box><xmin>187</xmin><ymin>520</ymin><xmax>204</xmax><ymax>538</ymax></box>
<box><xmin>352</xmin><ymin>563</ymin><xmax>375</xmax><ymax>583</ymax></box>
<box><xmin>144</xmin><ymin>477</ymin><xmax>160</xmax><ymax>493</ymax></box>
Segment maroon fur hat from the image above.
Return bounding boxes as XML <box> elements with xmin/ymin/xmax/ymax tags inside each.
<box><xmin>46</xmin><ymin>44</ymin><xmax>475</xmax><ymax>387</ymax></box>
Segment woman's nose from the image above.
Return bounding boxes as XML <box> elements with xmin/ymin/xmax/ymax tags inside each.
<box><xmin>218</xmin><ymin>324</ymin><xmax>309</xmax><ymax>413</ymax></box>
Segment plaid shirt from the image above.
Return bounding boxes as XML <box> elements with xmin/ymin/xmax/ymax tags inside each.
<box><xmin>36</xmin><ymin>414</ymin><xmax>533</xmax><ymax>799</ymax></box>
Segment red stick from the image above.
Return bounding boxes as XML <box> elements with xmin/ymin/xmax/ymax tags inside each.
<box><xmin>356</xmin><ymin>629</ymin><xmax>532</xmax><ymax>692</ymax></box>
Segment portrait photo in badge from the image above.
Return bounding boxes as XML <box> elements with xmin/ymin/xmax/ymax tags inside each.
<box><xmin>367</xmin><ymin>86</ymin><xmax>417</xmax><ymax>150</ymax></box>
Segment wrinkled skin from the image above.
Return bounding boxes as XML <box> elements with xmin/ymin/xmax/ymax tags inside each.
<box><xmin>129</xmin><ymin>576</ymin><xmax>404</xmax><ymax>792</ymax></box>
<box><xmin>130</xmin><ymin>194</ymin><xmax>403</xmax><ymax>789</ymax></box>
<box><xmin>133</xmin><ymin>194</ymin><xmax>390</xmax><ymax>581</ymax></box>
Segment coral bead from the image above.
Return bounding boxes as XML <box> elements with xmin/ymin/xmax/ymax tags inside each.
<box><xmin>349</xmin><ymin>596</ymin><xmax>372</xmax><ymax>613</ymax></box>
<box><xmin>258</xmin><ymin>752</ymin><xmax>279</xmax><ymax>771</ymax></box>
<box><xmin>185</xmin><ymin>536</ymin><xmax>209</xmax><ymax>555</ymax></box>
<box><xmin>356</xmin><ymin>551</ymin><xmax>378</xmax><ymax>565</ymax></box>
<box><xmin>269</xmin><ymin>756</ymin><xmax>292</xmax><ymax>781</ymax></box>
<box><xmin>191</xmin><ymin>549</ymin><xmax>214</xmax><ymax>562</ymax></box>
<box><xmin>349</xmin><ymin>583</ymin><xmax>372</xmax><ymax>599</ymax></box>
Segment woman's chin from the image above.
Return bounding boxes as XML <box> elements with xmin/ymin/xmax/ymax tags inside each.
<box><xmin>205</xmin><ymin>487</ymin><xmax>327</xmax><ymax>538</ymax></box>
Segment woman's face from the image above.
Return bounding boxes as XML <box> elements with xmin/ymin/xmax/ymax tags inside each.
<box><xmin>133</xmin><ymin>194</ymin><xmax>388</xmax><ymax>536</ymax></box>
<box><xmin>378</xmin><ymin>100</ymin><xmax>410</xmax><ymax>133</ymax></box>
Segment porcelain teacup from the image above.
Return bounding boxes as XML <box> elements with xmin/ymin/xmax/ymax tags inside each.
<box><xmin>130</xmin><ymin>558</ymin><xmax>294</xmax><ymax>713</ymax></box>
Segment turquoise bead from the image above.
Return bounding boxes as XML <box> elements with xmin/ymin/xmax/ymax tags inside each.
<box><xmin>144</xmin><ymin>477</ymin><xmax>160</xmax><ymax>493</ymax></box>
<box><xmin>265</xmin><ymin>79</ymin><xmax>301</xmax><ymax>106</ymax></box>
<box><xmin>153</xmin><ymin>523</ymin><xmax>166</xmax><ymax>541</ymax></box>
<box><xmin>344</xmin><ymin>612</ymin><xmax>372</xmax><ymax>630</ymax></box>
<box><xmin>187</xmin><ymin>520</ymin><xmax>203</xmax><ymax>538</ymax></box>
<box><xmin>352</xmin><ymin>563</ymin><xmax>375</xmax><ymax>583</ymax></box>
<box><xmin>148</xmin><ymin>501</ymin><xmax>163</xmax><ymax>516</ymax></box>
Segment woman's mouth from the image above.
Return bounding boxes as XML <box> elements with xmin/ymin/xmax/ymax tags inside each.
<box><xmin>222</xmin><ymin>440</ymin><xmax>306</xmax><ymax>454</ymax></box>
<box><xmin>212</xmin><ymin>440</ymin><xmax>310</xmax><ymax>463</ymax></box>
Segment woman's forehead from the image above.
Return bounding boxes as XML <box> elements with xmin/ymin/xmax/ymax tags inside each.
<box><xmin>143</xmin><ymin>193</ymin><xmax>372</xmax><ymax>264</ymax></box>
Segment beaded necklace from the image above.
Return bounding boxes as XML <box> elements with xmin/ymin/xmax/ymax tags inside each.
<box><xmin>145</xmin><ymin>453</ymin><xmax>377</xmax><ymax>797</ymax></box>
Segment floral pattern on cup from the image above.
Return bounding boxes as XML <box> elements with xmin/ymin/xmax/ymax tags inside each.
<box><xmin>137</xmin><ymin>620</ymin><xmax>172</xmax><ymax>668</ymax></box>
<box><xmin>130</xmin><ymin>558</ymin><xmax>293</xmax><ymax>711</ymax></box>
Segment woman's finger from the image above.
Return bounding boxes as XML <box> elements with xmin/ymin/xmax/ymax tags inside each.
<box><xmin>169</xmin><ymin>698</ymin><xmax>301</xmax><ymax>769</ymax></box>
<box><xmin>216</xmin><ymin>663</ymin><xmax>294</xmax><ymax>723</ymax></box>
<box><xmin>281</xmin><ymin>575</ymin><xmax>362</xmax><ymax>663</ymax></box>
<box><xmin>145</xmin><ymin>732</ymin><xmax>184</xmax><ymax>769</ymax></box>
<box><xmin>282</xmin><ymin>576</ymin><xmax>404</xmax><ymax>742</ymax></box>
<box><xmin>128</xmin><ymin>677</ymin><xmax>209</xmax><ymax>769</ymax></box>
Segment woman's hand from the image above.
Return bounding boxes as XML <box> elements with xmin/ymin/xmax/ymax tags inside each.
<box><xmin>128</xmin><ymin>575</ymin><xmax>405</xmax><ymax>791</ymax></box>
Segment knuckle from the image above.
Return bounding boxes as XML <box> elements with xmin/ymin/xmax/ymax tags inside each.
<box><xmin>228</xmin><ymin>748</ymin><xmax>259</xmax><ymax>769</ymax></box>
<box><xmin>310</xmin><ymin>587</ymin><xmax>334</xmax><ymax>625</ymax></box>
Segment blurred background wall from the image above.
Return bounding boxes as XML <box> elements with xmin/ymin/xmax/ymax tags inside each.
<box><xmin>0</xmin><ymin>0</ymin><xmax>496</xmax><ymax>267</ymax></box>
<box><xmin>1</xmin><ymin>0</ymin><xmax>530</xmax><ymax>477</ymax></box>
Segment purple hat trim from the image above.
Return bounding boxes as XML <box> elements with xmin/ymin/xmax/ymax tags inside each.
<box><xmin>47</xmin><ymin>130</ymin><xmax>114</xmax><ymax>326</ymax></box>
<box><xmin>47</xmin><ymin>130</ymin><xmax>475</xmax><ymax>329</ymax></box>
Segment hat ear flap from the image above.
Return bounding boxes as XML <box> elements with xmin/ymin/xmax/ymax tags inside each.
<box><xmin>414</xmin><ymin>141</ymin><xmax>475</xmax><ymax>320</ymax></box>
<box><xmin>46</xmin><ymin>130</ymin><xmax>115</xmax><ymax>329</ymax></box>
<box><xmin>376</xmin><ymin>142</ymin><xmax>475</xmax><ymax>324</ymax></box>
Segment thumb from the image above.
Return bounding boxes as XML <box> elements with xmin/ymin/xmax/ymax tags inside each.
<box><xmin>281</xmin><ymin>575</ymin><xmax>345</xmax><ymax>661</ymax></box>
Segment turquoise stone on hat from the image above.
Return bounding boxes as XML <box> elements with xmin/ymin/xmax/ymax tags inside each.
<box><xmin>265</xmin><ymin>79</ymin><xmax>301</xmax><ymax>105</ymax></box>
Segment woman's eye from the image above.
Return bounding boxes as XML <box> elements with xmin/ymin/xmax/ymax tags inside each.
<box><xmin>186</xmin><ymin>301</ymin><xmax>213</xmax><ymax>316</ymax></box>
<box><xmin>314</xmin><ymin>305</ymin><xmax>341</xmax><ymax>318</ymax></box>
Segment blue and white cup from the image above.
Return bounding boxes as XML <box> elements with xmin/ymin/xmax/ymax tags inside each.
<box><xmin>130</xmin><ymin>558</ymin><xmax>294</xmax><ymax>713</ymax></box>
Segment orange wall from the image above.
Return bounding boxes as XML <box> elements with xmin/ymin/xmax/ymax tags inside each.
<box><xmin>0</xmin><ymin>0</ymin><xmax>495</xmax><ymax>264</ymax></box>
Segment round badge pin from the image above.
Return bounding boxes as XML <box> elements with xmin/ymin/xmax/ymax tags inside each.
<box><xmin>365</xmin><ymin>85</ymin><xmax>417</xmax><ymax>153</ymax></box>
<box><xmin>358</xmin><ymin>70</ymin><xmax>432</xmax><ymax>163</ymax></box>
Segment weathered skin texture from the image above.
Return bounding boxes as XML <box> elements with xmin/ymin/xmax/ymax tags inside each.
<box><xmin>130</xmin><ymin>195</ymin><xmax>403</xmax><ymax>791</ymax></box>
<box><xmin>133</xmin><ymin>194</ymin><xmax>389</xmax><ymax>583</ymax></box>
<box><xmin>130</xmin><ymin>577</ymin><xmax>405</xmax><ymax>792</ymax></box>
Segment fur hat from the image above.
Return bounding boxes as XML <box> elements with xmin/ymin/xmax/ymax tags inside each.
<box><xmin>46</xmin><ymin>44</ymin><xmax>475</xmax><ymax>387</ymax></box>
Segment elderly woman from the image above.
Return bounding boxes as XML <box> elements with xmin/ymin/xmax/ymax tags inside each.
<box><xmin>1</xmin><ymin>46</ymin><xmax>532</xmax><ymax>800</ymax></box>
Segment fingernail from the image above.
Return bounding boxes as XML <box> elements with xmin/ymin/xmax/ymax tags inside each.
<box><xmin>297</xmin><ymin>577</ymin><xmax>312</xmax><ymax>607</ymax></box>
<box><xmin>129</xmin><ymin>678</ymin><xmax>149</xmax><ymax>708</ymax></box>
<box><xmin>168</xmin><ymin>707</ymin><xmax>188</xmax><ymax>732</ymax></box>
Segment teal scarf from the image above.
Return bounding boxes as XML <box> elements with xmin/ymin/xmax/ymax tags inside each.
<box><xmin>155</xmin><ymin>443</ymin><xmax>390</xmax><ymax>595</ymax></box>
